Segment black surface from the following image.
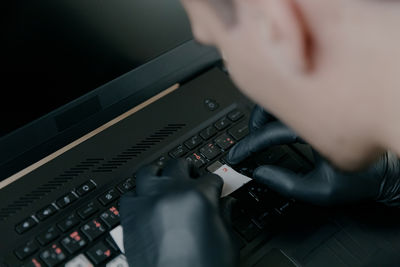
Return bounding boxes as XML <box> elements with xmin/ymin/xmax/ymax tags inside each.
<box><xmin>1</xmin><ymin>0</ymin><xmax>192</xmax><ymax>138</ymax></box>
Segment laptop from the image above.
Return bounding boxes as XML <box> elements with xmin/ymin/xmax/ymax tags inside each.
<box><xmin>2</xmin><ymin>1</ymin><xmax>400</xmax><ymax>267</ymax></box>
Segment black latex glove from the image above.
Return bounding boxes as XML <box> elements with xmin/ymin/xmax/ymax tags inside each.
<box><xmin>120</xmin><ymin>159</ymin><xmax>239</xmax><ymax>267</ymax></box>
<box><xmin>227</xmin><ymin>105</ymin><xmax>400</xmax><ymax>206</ymax></box>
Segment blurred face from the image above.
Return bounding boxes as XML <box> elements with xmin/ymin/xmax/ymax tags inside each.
<box><xmin>181</xmin><ymin>0</ymin><xmax>400</xmax><ymax>170</ymax></box>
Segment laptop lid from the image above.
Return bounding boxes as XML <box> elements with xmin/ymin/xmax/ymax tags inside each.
<box><xmin>0</xmin><ymin>0</ymin><xmax>220</xmax><ymax>181</ymax></box>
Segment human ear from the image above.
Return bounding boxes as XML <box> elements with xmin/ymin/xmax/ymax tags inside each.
<box><xmin>261</xmin><ymin>0</ymin><xmax>314</xmax><ymax>72</ymax></box>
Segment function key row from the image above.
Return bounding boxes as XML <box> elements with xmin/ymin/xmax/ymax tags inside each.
<box><xmin>16</xmin><ymin>176</ymin><xmax>135</xmax><ymax>236</ymax></box>
<box><xmin>15</xmin><ymin>180</ymin><xmax>96</xmax><ymax>235</ymax></box>
<box><xmin>167</xmin><ymin>110</ymin><xmax>247</xmax><ymax>165</ymax></box>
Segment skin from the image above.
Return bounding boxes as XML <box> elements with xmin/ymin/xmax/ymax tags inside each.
<box><xmin>180</xmin><ymin>0</ymin><xmax>400</xmax><ymax>171</ymax></box>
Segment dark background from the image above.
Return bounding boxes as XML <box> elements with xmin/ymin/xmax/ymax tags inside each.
<box><xmin>1</xmin><ymin>0</ymin><xmax>192</xmax><ymax>137</ymax></box>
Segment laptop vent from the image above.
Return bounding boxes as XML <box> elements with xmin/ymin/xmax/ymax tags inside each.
<box><xmin>0</xmin><ymin>159</ymin><xmax>103</xmax><ymax>221</ymax></box>
<box><xmin>93</xmin><ymin>124</ymin><xmax>186</xmax><ymax>173</ymax></box>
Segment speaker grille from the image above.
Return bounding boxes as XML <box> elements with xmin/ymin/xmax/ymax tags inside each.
<box><xmin>93</xmin><ymin>124</ymin><xmax>186</xmax><ymax>173</ymax></box>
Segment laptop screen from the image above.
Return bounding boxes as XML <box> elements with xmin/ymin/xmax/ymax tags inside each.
<box><xmin>1</xmin><ymin>0</ymin><xmax>192</xmax><ymax>138</ymax></box>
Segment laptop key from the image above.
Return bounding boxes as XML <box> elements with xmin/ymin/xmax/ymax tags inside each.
<box><xmin>100</xmin><ymin>206</ymin><xmax>120</xmax><ymax>228</ymax></box>
<box><xmin>186</xmin><ymin>152</ymin><xmax>206</xmax><ymax>168</ymax></box>
<box><xmin>116</xmin><ymin>178</ymin><xmax>135</xmax><ymax>194</ymax></box>
<box><xmin>14</xmin><ymin>240</ymin><xmax>39</xmax><ymax>260</ymax></box>
<box><xmin>56</xmin><ymin>193</ymin><xmax>78</xmax><ymax>209</ymax></box>
<box><xmin>228</xmin><ymin>109</ymin><xmax>244</xmax><ymax>122</ymax></box>
<box><xmin>65</xmin><ymin>254</ymin><xmax>93</xmax><ymax>267</ymax></box>
<box><xmin>200</xmin><ymin>143</ymin><xmax>221</xmax><ymax>160</ymax></box>
<box><xmin>214</xmin><ymin>117</ymin><xmax>231</xmax><ymax>130</ymax></box>
<box><xmin>200</xmin><ymin>126</ymin><xmax>217</xmax><ymax>140</ymax></box>
<box><xmin>81</xmin><ymin>219</ymin><xmax>107</xmax><ymax>241</ymax></box>
<box><xmin>37</xmin><ymin>226</ymin><xmax>59</xmax><ymax>246</ymax></box>
<box><xmin>40</xmin><ymin>243</ymin><xmax>66</xmax><ymax>267</ymax></box>
<box><xmin>36</xmin><ymin>205</ymin><xmax>57</xmax><ymax>221</ymax></box>
<box><xmin>105</xmin><ymin>236</ymin><xmax>120</xmax><ymax>252</ymax></box>
<box><xmin>86</xmin><ymin>241</ymin><xmax>113</xmax><ymax>265</ymax></box>
<box><xmin>23</xmin><ymin>257</ymin><xmax>43</xmax><ymax>267</ymax></box>
<box><xmin>77</xmin><ymin>202</ymin><xmax>98</xmax><ymax>220</ymax></box>
<box><xmin>57</xmin><ymin>213</ymin><xmax>80</xmax><ymax>233</ymax></box>
<box><xmin>169</xmin><ymin>145</ymin><xmax>188</xmax><ymax>159</ymax></box>
<box><xmin>153</xmin><ymin>156</ymin><xmax>168</xmax><ymax>168</ymax></box>
<box><xmin>76</xmin><ymin>180</ymin><xmax>96</xmax><ymax>197</ymax></box>
<box><xmin>184</xmin><ymin>135</ymin><xmax>203</xmax><ymax>150</ymax></box>
<box><xmin>228</xmin><ymin>121</ymin><xmax>249</xmax><ymax>141</ymax></box>
<box><xmin>98</xmin><ymin>189</ymin><xmax>120</xmax><ymax>206</ymax></box>
<box><xmin>61</xmin><ymin>230</ymin><xmax>87</xmax><ymax>254</ymax></box>
<box><xmin>16</xmin><ymin>217</ymin><xmax>37</xmax><ymax>234</ymax></box>
<box><xmin>106</xmin><ymin>254</ymin><xmax>129</xmax><ymax>267</ymax></box>
<box><xmin>215</xmin><ymin>133</ymin><xmax>236</xmax><ymax>150</ymax></box>
<box><xmin>233</xmin><ymin>216</ymin><xmax>262</xmax><ymax>242</ymax></box>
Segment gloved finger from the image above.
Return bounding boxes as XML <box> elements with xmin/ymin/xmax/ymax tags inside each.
<box><xmin>197</xmin><ymin>173</ymin><xmax>224</xmax><ymax>204</ymax></box>
<box><xmin>162</xmin><ymin>158</ymin><xmax>191</xmax><ymax>179</ymax></box>
<box><xmin>249</xmin><ymin>105</ymin><xmax>276</xmax><ymax>132</ymax></box>
<box><xmin>226</xmin><ymin>122</ymin><xmax>299</xmax><ymax>165</ymax></box>
<box><xmin>136</xmin><ymin>164</ymin><xmax>162</xmax><ymax>196</ymax></box>
<box><xmin>220</xmin><ymin>196</ymin><xmax>238</xmax><ymax>224</ymax></box>
<box><xmin>253</xmin><ymin>165</ymin><xmax>336</xmax><ymax>206</ymax></box>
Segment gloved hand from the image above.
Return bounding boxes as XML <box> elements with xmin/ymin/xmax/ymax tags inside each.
<box><xmin>227</xmin><ymin>105</ymin><xmax>400</xmax><ymax>206</ymax></box>
<box><xmin>120</xmin><ymin>159</ymin><xmax>239</xmax><ymax>267</ymax></box>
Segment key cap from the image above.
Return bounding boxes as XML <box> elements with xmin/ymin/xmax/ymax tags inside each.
<box><xmin>169</xmin><ymin>145</ymin><xmax>188</xmax><ymax>159</ymax></box>
<box><xmin>106</xmin><ymin>254</ymin><xmax>129</xmax><ymax>267</ymax></box>
<box><xmin>233</xmin><ymin>216</ymin><xmax>262</xmax><ymax>242</ymax></box>
<box><xmin>184</xmin><ymin>135</ymin><xmax>202</xmax><ymax>150</ymax></box>
<box><xmin>57</xmin><ymin>213</ymin><xmax>80</xmax><ymax>232</ymax></box>
<box><xmin>228</xmin><ymin>121</ymin><xmax>249</xmax><ymax>141</ymax></box>
<box><xmin>14</xmin><ymin>240</ymin><xmax>39</xmax><ymax>260</ymax></box>
<box><xmin>23</xmin><ymin>257</ymin><xmax>43</xmax><ymax>267</ymax></box>
<box><xmin>200</xmin><ymin>143</ymin><xmax>221</xmax><ymax>160</ymax></box>
<box><xmin>16</xmin><ymin>217</ymin><xmax>37</xmax><ymax>234</ymax></box>
<box><xmin>105</xmin><ymin>236</ymin><xmax>120</xmax><ymax>252</ymax></box>
<box><xmin>81</xmin><ymin>219</ymin><xmax>107</xmax><ymax>241</ymax></box>
<box><xmin>214</xmin><ymin>117</ymin><xmax>231</xmax><ymax>130</ymax></box>
<box><xmin>65</xmin><ymin>254</ymin><xmax>93</xmax><ymax>267</ymax></box>
<box><xmin>77</xmin><ymin>202</ymin><xmax>98</xmax><ymax>220</ymax></box>
<box><xmin>36</xmin><ymin>205</ymin><xmax>57</xmax><ymax>221</ymax></box>
<box><xmin>61</xmin><ymin>231</ymin><xmax>87</xmax><ymax>254</ymax></box>
<box><xmin>116</xmin><ymin>178</ymin><xmax>135</xmax><ymax>194</ymax></box>
<box><xmin>40</xmin><ymin>244</ymin><xmax>66</xmax><ymax>267</ymax></box>
<box><xmin>37</xmin><ymin>226</ymin><xmax>59</xmax><ymax>246</ymax></box>
<box><xmin>56</xmin><ymin>193</ymin><xmax>78</xmax><ymax>209</ymax></box>
<box><xmin>86</xmin><ymin>241</ymin><xmax>113</xmax><ymax>265</ymax></box>
<box><xmin>228</xmin><ymin>109</ymin><xmax>244</xmax><ymax>122</ymax></box>
<box><xmin>76</xmin><ymin>180</ymin><xmax>96</xmax><ymax>196</ymax></box>
<box><xmin>153</xmin><ymin>156</ymin><xmax>168</xmax><ymax>168</ymax></box>
<box><xmin>100</xmin><ymin>206</ymin><xmax>120</xmax><ymax>228</ymax></box>
<box><xmin>186</xmin><ymin>152</ymin><xmax>206</xmax><ymax>168</ymax></box>
<box><xmin>98</xmin><ymin>189</ymin><xmax>120</xmax><ymax>206</ymax></box>
<box><xmin>215</xmin><ymin>133</ymin><xmax>236</xmax><ymax>150</ymax></box>
<box><xmin>200</xmin><ymin>126</ymin><xmax>217</xmax><ymax>140</ymax></box>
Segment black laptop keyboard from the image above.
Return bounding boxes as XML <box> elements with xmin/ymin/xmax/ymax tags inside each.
<box><xmin>12</xmin><ymin>109</ymin><xmax>309</xmax><ymax>267</ymax></box>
